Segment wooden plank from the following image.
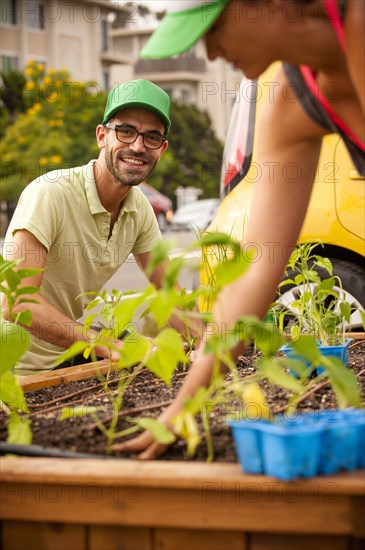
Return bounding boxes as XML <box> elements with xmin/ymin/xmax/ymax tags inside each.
<box><xmin>0</xmin><ymin>481</ymin><xmax>363</xmax><ymax>536</ymax></box>
<box><xmin>250</xmin><ymin>533</ymin><xmax>350</xmax><ymax>550</ymax></box>
<box><xmin>1</xmin><ymin>519</ymin><xmax>86</xmax><ymax>550</ymax></box>
<box><xmin>18</xmin><ymin>360</ymin><xmax>113</xmax><ymax>392</ymax></box>
<box><xmin>1</xmin><ymin>457</ymin><xmax>364</xmax><ymax>495</ymax></box>
<box><xmin>155</xmin><ymin>528</ymin><xmax>247</xmax><ymax>550</ymax></box>
<box><xmin>88</xmin><ymin>525</ymin><xmax>152</xmax><ymax>550</ymax></box>
<box><xmin>350</xmin><ymin>496</ymin><xmax>365</xmax><ymax>537</ymax></box>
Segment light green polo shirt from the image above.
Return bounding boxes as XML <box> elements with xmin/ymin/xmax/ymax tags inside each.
<box><xmin>5</xmin><ymin>161</ymin><xmax>161</xmax><ymax>374</ymax></box>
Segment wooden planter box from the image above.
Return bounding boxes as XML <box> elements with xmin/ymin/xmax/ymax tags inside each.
<box><xmin>1</xmin><ymin>363</ymin><xmax>364</xmax><ymax>550</ymax></box>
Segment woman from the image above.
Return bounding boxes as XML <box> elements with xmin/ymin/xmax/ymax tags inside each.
<box><xmin>115</xmin><ymin>0</ymin><xmax>364</xmax><ymax>458</ymax></box>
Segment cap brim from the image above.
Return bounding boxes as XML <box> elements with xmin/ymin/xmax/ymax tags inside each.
<box><xmin>104</xmin><ymin>102</ymin><xmax>171</xmax><ymax>135</ymax></box>
<box><xmin>141</xmin><ymin>3</ymin><xmax>227</xmax><ymax>59</ymax></box>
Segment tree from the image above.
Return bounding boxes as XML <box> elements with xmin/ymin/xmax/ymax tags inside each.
<box><xmin>0</xmin><ymin>70</ymin><xmax>26</xmax><ymax>138</ymax></box>
<box><xmin>0</xmin><ymin>63</ymin><xmax>106</xmax><ymax>201</ymax></box>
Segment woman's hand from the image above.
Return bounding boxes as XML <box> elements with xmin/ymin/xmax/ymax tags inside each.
<box><xmin>112</xmin><ymin>408</ymin><xmax>176</xmax><ymax>459</ymax></box>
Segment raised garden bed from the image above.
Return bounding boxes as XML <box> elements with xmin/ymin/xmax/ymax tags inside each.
<box><xmin>1</xmin><ymin>343</ymin><xmax>365</xmax><ymax>549</ymax></box>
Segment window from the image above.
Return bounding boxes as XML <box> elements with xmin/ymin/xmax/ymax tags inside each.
<box><xmin>0</xmin><ymin>55</ymin><xmax>19</xmax><ymax>73</ymax></box>
<box><xmin>181</xmin><ymin>89</ymin><xmax>190</xmax><ymax>104</ymax></box>
<box><xmin>101</xmin><ymin>19</ymin><xmax>109</xmax><ymax>52</ymax></box>
<box><xmin>102</xmin><ymin>70</ymin><xmax>110</xmax><ymax>92</ymax></box>
<box><xmin>1</xmin><ymin>0</ymin><xmax>17</xmax><ymax>25</ymax></box>
<box><xmin>221</xmin><ymin>78</ymin><xmax>257</xmax><ymax>198</ymax></box>
<box><xmin>26</xmin><ymin>1</ymin><xmax>45</xmax><ymax>30</ymax></box>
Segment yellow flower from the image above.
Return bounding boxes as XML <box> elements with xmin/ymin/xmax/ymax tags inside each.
<box><xmin>33</xmin><ymin>103</ymin><xmax>41</xmax><ymax>112</ymax></box>
<box><xmin>48</xmin><ymin>120</ymin><xmax>56</xmax><ymax>127</ymax></box>
<box><xmin>37</xmin><ymin>63</ymin><xmax>44</xmax><ymax>72</ymax></box>
<box><xmin>17</xmin><ymin>136</ymin><xmax>25</xmax><ymax>144</ymax></box>
<box><xmin>25</xmin><ymin>67</ymin><xmax>34</xmax><ymax>76</ymax></box>
<box><xmin>43</xmin><ymin>76</ymin><xmax>52</xmax><ymax>85</ymax></box>
<box><xmin>50</xmin><ymin>155</ymin><xmax>61</xmax><ymax>164</ymax></box>
<box><xmin>39</xmin><ymin>157</ymin><xmax>48</xmax><ymax>166</ymax></box>
<box><xmin>25</xmin><ymin>81</ymin><xmax>35</xmax><ymax>90</ymax></box>
<box><xmin>242</xmin><ymin>383</ymin><xmax>272</xmax><ymax>421</ymax></box>
<box><xmin>47</xmin><ymin>92</ymin><xmax>57</xmax><ymax>102</ymax></box>
<box><xmin>27</xmin><ymin>59</ymin><xmax>35</xmax><ymax>66</ymax></box>
<box><xmin>56</xmin><ymin>119</ymin><xmax>64</xmax><ymax>126</ymax></box>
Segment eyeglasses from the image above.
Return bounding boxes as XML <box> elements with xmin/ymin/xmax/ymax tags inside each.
<box><xmin>105</xmin><ymin>123</ymin><xmax>167</xmax><ymax>150</ymax></box>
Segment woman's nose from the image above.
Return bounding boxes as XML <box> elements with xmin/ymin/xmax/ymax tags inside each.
<box><xmin>204</xmin><ymin>35</ymin><xmax>222</xmax><ymax>61</ymax></box>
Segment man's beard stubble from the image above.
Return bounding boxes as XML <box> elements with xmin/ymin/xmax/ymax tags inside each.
<box><xmin>104</xmin><ymin>144</ymin><xmax>156</xmax><ymax>187</ymax></box>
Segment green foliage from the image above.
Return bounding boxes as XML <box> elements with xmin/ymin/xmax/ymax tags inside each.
<box><xmin>0</xmin><ymin>70</ymin><xmax>27</xmax><ymax>137</ymax></box>
<box><xmin>148</xmin><ymin>100</ymin><xmax>223</xmax><ymax>205</ymax></box>
<box><xmin>129</xmin><ymin>417</ymin><xmax>176</xmax><ymax>445</ymax></box>
<box><xmin>276</xmin><ymin>242</ymin><xmax>354</xmax><ymax>345</ymax></box>
<box><xmin>0</xmin><ymin>62</ymin><xmax>106</xmax><ymax>201</ymax></box>
<box><xmin>0</xmin><ymin>255</ymin><xmax>41</xmax><ymax>444</ymax></box>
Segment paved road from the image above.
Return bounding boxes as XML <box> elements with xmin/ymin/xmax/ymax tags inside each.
<box><xmin>103</xmin><ymin>230</ymin><xmax>198</xmax><ymax>294</ymax></box>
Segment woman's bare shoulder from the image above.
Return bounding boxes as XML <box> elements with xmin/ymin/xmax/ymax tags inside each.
<box><xmin>258</xmin><ymin>67</ymin><xmax>327</xmax><ymax>154</ymax></box>
<box><xmin>345</xmin><ymin>0</ymin><xmax>365</xmax><ymax>113</ymax></box>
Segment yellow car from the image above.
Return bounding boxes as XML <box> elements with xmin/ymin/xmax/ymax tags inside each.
<box><xmin>206</xmin><ymin>62</ymin><xmax>365</xmax><ymax>328</ymax></box>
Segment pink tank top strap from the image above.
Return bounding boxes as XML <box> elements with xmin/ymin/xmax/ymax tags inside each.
<box><xmin>299</xmin><ymin>65</ymin><xmax>365</xmax><ymax>151</ymax></box>
<box><xmin>324</xmin><ymin>0</ymin><xmax>346</xmax><ymax>50</ymax></box>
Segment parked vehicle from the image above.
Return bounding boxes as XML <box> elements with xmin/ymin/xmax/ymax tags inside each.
<box><xmin>205</xmin><ymin>62</ymin><xmax>365</xmax><ymax>328</ymax></box>
<box><xmin>139</xmin><ymin>182</ymin><xmax>173</xmax><ymax>231</ymax></box>
<box><xmin>170</xmin><ymin>199</ymin><xmax>220</xmax><ymax>233</ymax></box>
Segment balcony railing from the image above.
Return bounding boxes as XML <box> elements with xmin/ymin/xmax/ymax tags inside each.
<box><xmin>135</xmin><ymin>57</ymin><xmax>206</xmax><ymax>74</ymax></box>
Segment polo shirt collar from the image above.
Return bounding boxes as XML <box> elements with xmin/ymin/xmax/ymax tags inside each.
<box><xmin>84</xmin><ymin>161</ymin><xmax>107</xmax><ymax>215</ymax></box>
<box><xmin>84</xmin><ymin>160</ymin><xmax>139</xmax><ymax>215</ymax></box>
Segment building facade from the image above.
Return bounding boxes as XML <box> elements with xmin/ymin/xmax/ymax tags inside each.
<box><xmin>0</xmin><ymin>0</ymin><xmax>126</xmax><ymax>90</ymax></box>
<box><xmin>1</xmin><ymin>1</ymin><xmax>241</xmax><ymax>140</ymax></box>
<box><xmin>110</xmin><ymin>14</ymin><xmax>242</xmax><ymax>142</ymax></box>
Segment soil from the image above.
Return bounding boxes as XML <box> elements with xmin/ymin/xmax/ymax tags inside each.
<box><xmin>1</xmin><ymin>342</ymin><xmax>364</xmax><ymax>462</ymax></box>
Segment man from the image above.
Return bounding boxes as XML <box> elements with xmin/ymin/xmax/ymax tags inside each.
<box><xmin>3</xmin><ymin>79</ymin><xmax>202</xmax><ymax>375</ymax></box>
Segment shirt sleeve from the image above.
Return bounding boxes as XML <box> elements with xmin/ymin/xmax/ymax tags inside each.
<box><xmin>131</xmin><ymin>192</ymin><xmax>162</xmax><ymax>255</ymax></box>
<box><xmin>6</xmin><ymin>174</ymin><xmax>63</xmax><ymax>251</ymax></box>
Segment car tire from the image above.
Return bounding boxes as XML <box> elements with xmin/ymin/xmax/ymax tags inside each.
<box><xmin>277</xmin><ymin>258</ymin><xmax>365</xmax><ymax>331</ymax></box>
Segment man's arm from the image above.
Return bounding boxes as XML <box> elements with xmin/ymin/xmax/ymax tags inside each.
<box><xmin>3</xmin><ymin>229</ymin><xmax>119</xmax><ymax>360</ymax></box>
<box><xmin>134</xmin><ymin>250</ymin><xmax>204</xmax><ymax>348</ymax></box>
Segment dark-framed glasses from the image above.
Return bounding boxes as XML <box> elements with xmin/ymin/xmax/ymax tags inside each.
<box><xmin>105</xmin><ymin>123</ymin><xmax>167</xmax><ymax>150</ymax></box>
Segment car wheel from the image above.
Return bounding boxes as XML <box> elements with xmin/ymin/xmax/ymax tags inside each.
<box><xmin>276</xmin><ymin>258</ymin><xmax>365</xmax><ymax>331</ymax></box>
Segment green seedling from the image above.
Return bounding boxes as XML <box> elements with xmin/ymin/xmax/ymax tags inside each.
<box><xmin>0</xmin><ymin>254</ymin><xmax>42</xmax><ymax>444</ymax></box>
<box><xmin>276</xmin><ymin>242</ymin><xmax>354</xmax><ymax>345</ymax></box>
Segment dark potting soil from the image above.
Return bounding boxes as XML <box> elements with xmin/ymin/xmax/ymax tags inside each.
<box><xmin>1</xmin><ymin>342</ymin><xmax>364</xmax><ymax>462</ymax></box>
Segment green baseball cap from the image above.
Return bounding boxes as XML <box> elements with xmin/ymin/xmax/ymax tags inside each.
<box><xmin>141</xmin><ymin>1</ymin><xmax>229</xmax><ymax>59</ymax></box>
<box><xmin>102</xmin><ymin>79</ymin><xmax>171</xmax><ymax>135</ymax></box>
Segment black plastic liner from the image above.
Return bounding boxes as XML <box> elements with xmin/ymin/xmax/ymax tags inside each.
<box><xmin>0</xmin><ymin>441</ymin><xmax>116</xmax><ymax>459</ymax></box>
